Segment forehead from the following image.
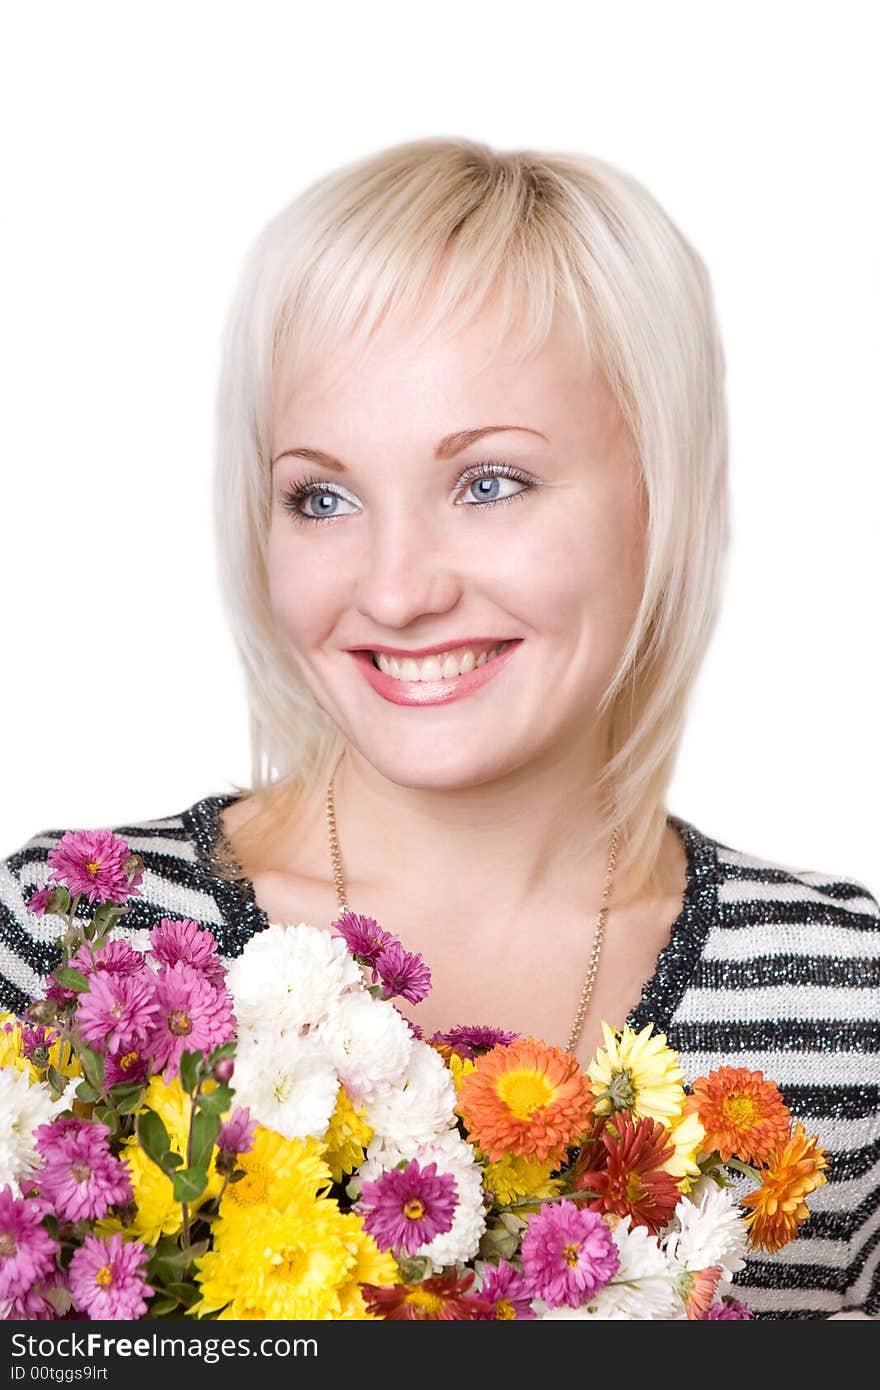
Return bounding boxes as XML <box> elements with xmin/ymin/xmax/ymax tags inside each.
<box><xmin>272</xmin><ymin>299</ymin><xmax>596</xmax><ymax>430</ymax></box>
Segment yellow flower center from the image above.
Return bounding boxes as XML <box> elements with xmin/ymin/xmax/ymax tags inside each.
<box><xmin>497</xmin><ymin>1069</ymin><xmax>554</xmax><ymax>1120</ymax></box>
<box><xmin>722</xmin><ymin>1093</ymin><xmax>759</xmax><ymax>1127</ymax></box>
<box><xmin>95</xmin><ymin>1266</ymin><xmax>114</xmax><ymax>1287</ymax></box>
<box><xmin>110</xmin><ymin>1003</ymin><xmax>124</xmax><ymax>1020</ymax></box>
<box><xmin>271</xmin><ymin>1245</ymin><xmax>306</xmax><ymax>1280</ymax></box>
<box><xmin>562</xmin><ymin>1242</ymin><xmax>580</xmax><ymax>1267</ymax></box>
<box><xmin>226</xmin><ymin>1165</ymin><xmax>270</xmax><ymax>1207</ymax></box>
<box><xmin>404</xmin><ymin>1197</ymin><xmax>426</xmax><ymax>1220</ymax></box>
<box><xmin>86</xmin><ymin>860</ymin><xmax>102</xmax><ymax>877</ymax></box>
<box><xmin>626</xmin><ymin>1172</ymin><xmax>644</xmax><ymax>1203</ymax></box>
<box><xmin>404</xmin><ymin>1286</ymin><xmax>445</xmax><ymax>1314</ymax></box>
<box><xmin>493</xmin><ymin>1299</ymin><xmax>516</xmax><ymax>1319</ymax></box>
<box><xmin>120</xmin><ymin>1051</ymin><xmax>140</xmax><ymax>1071</ymax></box>
<box><xmin>167</xmin><ymin>1010</ymin><xmax>193</xmax><ymax>1037</ymax></box>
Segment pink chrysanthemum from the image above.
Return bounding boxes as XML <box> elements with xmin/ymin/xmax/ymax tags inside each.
<box><xmin>68</xmin><ymin>1234</ymin><xmax>153</xmax><ymax>1320</ymax></box>
<box><xmin>149</xmin><ymin>918</ymin><xmax>226</xmax><ymax>987</ymax></box>
<box><xmin>0</xmin><ymin>1186</ymin><xmax>59</xmax><ymax>1302</ymax></box>
<box><xmin>19</xmin><ymin>1023</ymin><xmax>61</xmax><ymax>1064</ymax></box>
<box><xmin>430</xmin><ymin>1024</ymin><xmax>520</xmax><ymax>1060</ymax></box>
<box><xmin>36</xmin><ymin>1124</ymin><xmax>132</xmax><ymax>1222</ymax></box>
<box><xmin>475</xmin><ymin>1257</ymin><xmax>536</xmax><ymax>1319</ymax></box>
<box><xmin>360</xmin><ymin>1159</ymin><xmax>458</xmax><ymax>1255</ymax></box>
<box><xmin>217</xmin><ymin>1107</ymin><xmax>256</xmax><ymax>1157</ymax></box>
<box><xmin>706</xmin><ymin>1296</ymin><xmax>752</xmax><ymax>1319</ymax></box>
<box><xmin>374</xmin><ymin>940</ymin><xmax>432</xmax><ymax>1004</ymax></box>
<box><xmin>46</xmin><ymin>829</ymin><xmax>142</xmax><ymax>906</ymax></box>
<box><xmin>147</xmin><ymin>963</ymin><xmax>235</xmax><ymax>1079</ymax></box>
<box><xmin>34</xmin><ymin>1116</ymin><xmax>98</xmax><ymax>1161</ymax></box>
<box><xmin>76</xmin><ymin>970</ymin><xmax>159</xmax><ymax>1055</ymax></box>
<box><xmin>520</xmin><ymin>1199</ymin><xmax>619</xmax><ymax>1309</ymax></box>
<box><xmin>331</xmin><ymin>911</ymin><xmax>393</xmax><ymax>964</ymax></box>
<box><xmin>104</xmin><ymin>1047</ymin><xmax>150</xmax><ymax>1088</ymax></box>
<box><xmin>25</xmin><ymin>883</ymin><xmax>58</xmax><ymax>917</ymax></box>
<box><xmin>70</xmin><ymin>938</ymin><xmax>149</xmax><ymax>980</ymax></box>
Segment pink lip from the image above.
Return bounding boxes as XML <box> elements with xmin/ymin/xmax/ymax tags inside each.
<box><xmin>349</xmin><ymin>637</ymin><xmax>515</xmax><ymax>659</ymax></box>
<box><xmin>349</xmin><ymin>641</ymin><xmax>521</xmax><ymax>706</ymax></box>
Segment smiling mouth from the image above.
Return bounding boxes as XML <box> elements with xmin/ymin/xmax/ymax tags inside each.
<box><xmin>370</xmin><ymin>640</ymin><xmax>514</xmax><ymax>682</ymax></box>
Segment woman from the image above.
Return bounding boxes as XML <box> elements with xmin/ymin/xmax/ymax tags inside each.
<box><xmin>1</xmin><ymin>137</ymin><xmax>878</xmax><ymax>1317</ymax></box>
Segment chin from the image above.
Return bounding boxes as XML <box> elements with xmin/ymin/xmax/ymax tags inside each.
<box><xmin>354</xmin><ymin>741</ymin><xmax>521</xmax><ymax>792</ymax></box>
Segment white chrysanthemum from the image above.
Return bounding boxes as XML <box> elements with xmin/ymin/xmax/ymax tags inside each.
<box><xmin>231</xmin><ymin>1026</ymin><xmax>340</xmax><ymax>1141</ymax></box>
<box><xmin>226</xmin><ymin>921</ymin><xmax>361</xmax><ymax>1032</ymax></box>
<box><xmin>314</xmin><ymin>991</ymin><xmax>413</xmax><ymax>1104</ymax></box>
<box><xmin>665</xmin><ymin>1175</ymin><xmax>747</xmax><ymax>1282</ymax></box>
<box><xmin>361</xmin><ymin>1041</ymin><xmax>457</xmax><ymax>1154</ymax></box>
<box><xmin>0</xmin><ymin>1067</ymin><xmax>68</xmax><ymax>1187</ymax></box>
<box><xmin>358</xmin><ymin>1130</ymin><xmax>487</xmax><ymax>1273</ymax></box>
<box><xmin>548</xmin><ymin>1217</ymin><xmax>683</xmax><ymax>1320</ymax></box>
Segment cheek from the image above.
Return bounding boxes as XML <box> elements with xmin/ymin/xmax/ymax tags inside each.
<box><xmin>266</xmin><ymin>527</ymin><xmax>339</xmax><ymax>643</ymax></box>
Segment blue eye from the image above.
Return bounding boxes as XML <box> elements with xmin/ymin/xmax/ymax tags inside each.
<box><xmin>279</xmin><ymin>460</ymin><xmax>535</xmax><ymax>526</ymax></box>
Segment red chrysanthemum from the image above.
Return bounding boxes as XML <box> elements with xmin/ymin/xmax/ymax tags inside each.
<box><xmin>456</xmin><ymin>1037</ymin><xmax>594</xmax><ymax>1165</ymax></box>
<box><xmin>684</xmin><ymin>1066</ymin><xmax>791</xmax><ymax>1165</ymax></box>
<box><xmin>574</xmin><ymin>1110</ymin><xmax>681</xmax><ymax>1234</ymax></box>
<box><xmin>361</xmin><ymin>1269</ymin><xmax>491</xmax><ymax>1320</ymax></box>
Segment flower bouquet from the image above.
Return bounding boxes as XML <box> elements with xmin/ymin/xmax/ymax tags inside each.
<box><xmin>0</xmin><ymin>828</ymin><xmax>828</xmax><ymax>1320</ymax></box>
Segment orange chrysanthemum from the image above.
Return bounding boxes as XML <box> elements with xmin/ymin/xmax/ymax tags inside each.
<box><xmin>741</xmin><ymin>1122</ymin><xmax>828</xmax><ymax>1253</ymax></box>
<box><xmin>680</xmin><ymin>1266</ymin><xmax>722</xmax><ymax>1320</ymax></box>
<box><xmin>684</xmin><ymin>1066</ymin><xmax>791</xmax><ymax>1164</ymax></box>
<box><xmin>456</xmin><ymin>1036</ymin><xmax>594</xmax><ymax>1166</ymax></box>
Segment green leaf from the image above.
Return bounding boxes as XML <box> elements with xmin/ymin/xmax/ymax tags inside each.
<box><xmin>52</xmin><ymin>965</ymin><xmax>90</xmax><ymax>993</ymax></box>
<box><xmin>164</xmin><ymin>1281</ymin><xmax>202</xmax><ymax>1307</ymax></box>
<box><xmin>75</xmin><ymin>1081</ymin><xmax>100</xmax><ymax>1104</ymax></box>
<box><xmin>109</xmin><ymin>1083</ymin><xmax>146</xmax><ymax>1115</ymax></box>
<box><xmin>172</xmin><ymin>1167</ymin><xmax>209</xmax><ymax>1204</ymax></box>
<box><xmin>94</xmin><ymin>1104</ymin><xmax>119</xmax><ymax>1133</ymax></box>
<box><xmin>196</xmin><ymin>1083</ymin><xmax>233</xmax><ymax>1116</ymax></box>
<box><xmin>179</xmin><ymin>1050</ymin><xmax>204</xmax><ymax>1095</ymax></box>
<box><xmin>79</xmin><ymin>1046</ymin><xmax>105</xmax><ymax>1088</ymax></box>
<box><xmin>207</xmin><ymin>1041</ymin><xmax>236</xmax><ymax>1065</ymax></box>
<box><xmin>189</xmin><ymin>1110</ymin><xmax>221</xmax><ymax>1172</ymax></box>
<box><xmin>137</xmin><ymin>1109</ymin><xmax>173</xmax><ymax>1168</ymax></box>
<box><xmin>160</xmin><ymin>1151</ymin><xmax>184</xmax><ymax>1175</ymax></box>
<box><xmin>45</xmin><ymin>1063</ymin><xmax>63</xmax><ymax>1088</ymax></box>
<box><xmin>147</xmin><ymin>1296</ymin><xmax>181</xmax><ymax>1318</ymax></box>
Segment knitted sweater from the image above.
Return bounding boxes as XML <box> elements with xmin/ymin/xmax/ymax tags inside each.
<box><xmin>1</xmin><ymin>792</ymin><xmax>878</xmax><ymax>1319</ymax></box>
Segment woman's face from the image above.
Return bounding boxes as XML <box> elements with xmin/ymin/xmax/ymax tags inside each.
<box><xmin>267</xmin><ymin>300</ymin><xmax>647</xmax><ymax>790</ymax></box>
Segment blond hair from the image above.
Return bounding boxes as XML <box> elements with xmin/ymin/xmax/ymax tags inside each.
<box><xmin>212</xmin><ymin>136</ymin><xmax>729</xmax><ymax>903</ymax></box>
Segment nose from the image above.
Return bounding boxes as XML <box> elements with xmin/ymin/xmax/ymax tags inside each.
<box><xmin>353</xmin><ymin>505</ymin><xmax>463</xmax><ymax>631</ymax></box>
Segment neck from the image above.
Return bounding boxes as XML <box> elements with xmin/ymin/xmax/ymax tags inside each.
<box><xmin>327</xmin><ymin>742</ymin><xmax>624</xmax><ymax>918</ymax></box>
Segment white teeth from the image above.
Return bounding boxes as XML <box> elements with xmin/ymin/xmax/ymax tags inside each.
<box><xmin>374</xmin><ymin>641</ymin><xmax>511</xmax><ymax>681</ymax></box>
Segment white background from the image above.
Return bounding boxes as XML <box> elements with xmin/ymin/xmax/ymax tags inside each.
<box><xmin>1</xmin><ymin>2</ymin><xmax>877</xmax><ymax>893</ymax></box>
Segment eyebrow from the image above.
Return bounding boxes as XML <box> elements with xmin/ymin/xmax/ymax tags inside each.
<box><xmin>270</xmin><ymin>425</ymin><xmax>549</xmax><ymax>471</ymax></box>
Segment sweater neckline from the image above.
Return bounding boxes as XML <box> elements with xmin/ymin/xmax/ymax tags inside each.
<box><xmin>182</xmin><ymin>791</ymin><xmax>720</xmax><ymax>1039</ymax></box>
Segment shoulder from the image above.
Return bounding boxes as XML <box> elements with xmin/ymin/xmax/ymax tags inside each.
<box><xmin>0</xmin><ymin>794</ymin><xmax>235</xmax><ymax>1014</ymax></box>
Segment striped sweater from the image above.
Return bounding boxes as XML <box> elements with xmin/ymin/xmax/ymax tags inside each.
<box><xmin>1</xmin><ymin>792</ymin><xmax>878</xmax><ymax>1319</ymax></box>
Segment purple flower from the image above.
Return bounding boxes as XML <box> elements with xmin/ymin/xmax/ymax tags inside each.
<box><xmin>149</xmin><ymin>918</ymin><xmax>226</xmax><ymax>987</ymax></box>
<box><xmin>19</xmin><ymin>1023</ymin><xmax>61</xmax><ymax>1064</ymax></box>
<box><xmin>25</xmin><ymin>883</ymin><xmax>58</xmax><ymax>917</ymax></box>
<box><xmin>475</xmin><ymin>1256</ymin><xmax>536</xmax><ymax>1319</ymax></box>
<box><xmin>0</xmin><ymin>1269</ymin><xmax>70</xmax><ymax>1320</ymax></box>
<box><xmin>34</xmin><ymin>1116</ymin><xmax>99</xmax><ymax>1162</ymax></box>
<box><xmin>374</xmin><ymin>940</ymin><xmax>432</xmax><ymax>1004</ymax></box>
<box><xmin>77</xmin><ymin>970</ymin><xmax>160</xmax><ymax>1055</ymax></box>
<box><xmin>331</xmin><ymin>911</ymin><xmax>393</xmax><ymax>964</ymax></box>
<box><xmin>147</xmin><ymin>963</ymin><xmax>235</xmax><ymax>1079</ymax></box>
<box><xmin>68</xmin><ymin>1234</ymin><xmax>153</xmax><ymax>1319</ymax></box>
<box><xmin>104</xmin><ymin>1047</ymin><xmax>150</xmax><ymax>1088</ymax></box>
<box><xmin>430</xmin><ymin>1024</ymin><xmax>520</xmax><ymax>1059</ymax></box>
<box><xmin>398</xmin><ymin>1011</ymin><xmax>424</xmax><ymax>1041</ymax></box>
<box><xmin>359</xmin><ymin>1159</ymin><xmax>458</xmax><ymax>1255</ymax></box>
<box><xmin>217</xmin><ymin>1107</ymin><xmax>256</xmax><ymax>1158</ymax></box>
<box><xmin>0</xmin><ymin>1186</ymin><xmax>59</xmax><ymax>1303</ymax></box>
<box><xmin>706</xmin><ymin>1296</ymin><xmax>752</xmax><ymax>1319</ymax></box>
<box><xmin>520</xmin><ymin>1200</ymin><xmax>619</xmax><ymax>1309</ymax></box>
<box><xmin>46</xmin><ymin>829</ymin><xmax>142</xmax><ymax>906</ymax></box>
<box><xmin>70</xmin><ymin>939</ymin><xmax>149</xmax><ymax>980</ymax></box>
<box><xmin>36</xmin><ymin>1125</ymin><xmax>132</xmax><ymax>1222</ymax></box>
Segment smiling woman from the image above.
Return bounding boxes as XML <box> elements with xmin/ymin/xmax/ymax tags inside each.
<box><xmin>2</xmin><ymin>136</ymin><xmax>878</xmax><ymax>1319</ymax></box>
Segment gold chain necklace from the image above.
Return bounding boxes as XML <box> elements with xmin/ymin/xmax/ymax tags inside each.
<box><xmin>325</xmin><ymin>775</ymin><xmax>620</xmax><ymax>1056</ymax></box>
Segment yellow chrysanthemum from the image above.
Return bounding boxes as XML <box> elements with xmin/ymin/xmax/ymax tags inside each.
<box><xmin>661</xmin><ymin>1107</ymin><xmax>706</xmax><ymax>1192</ymax></box>
<box><xmin>335</xmin><ymin>1213</ymin><xmax>399</xmax><ymax>1320</ymax></box>
<box><xmin>322</xmin><ymin>1085</ymin><xmax>372</xmax><ymax>1184</ymax></box>
<box><xmin>0</xmin><ymin>1013</ymin><xmax>80</xmax><ymax>1084</ymax></box>
<box><xmin>194</xmin><ymin>1199</ymin><xmax>359</xmax><ymax>1319</ymax></box>
<box><xmin>588</xmin><ymin>1021</ymin><xmax>686</xmax><ymax>1124</ymax></box>
<box><xmin>448</xmin><ymin>1053</ymin><xmax>477</xmax><ymax>1092</ymax></box>
<box><xmin>142</xmin><ymin>1073</ymin><xmax>204</xmax><ymax>1151</ymax></box>
<box><xmin>481</xmin><ymin>1152</ymin><xmax>565</xmax><ymax>1205</ymax></box>
<box><xmin>218</xmin><ymin>1127</ymin><xmax>333</xmax><ymax>1224</ymax></box>
<box><xmin>96</xmin><ymin>1137</ymin><xmax>183</xmax><ymax>1245</ymax></box>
